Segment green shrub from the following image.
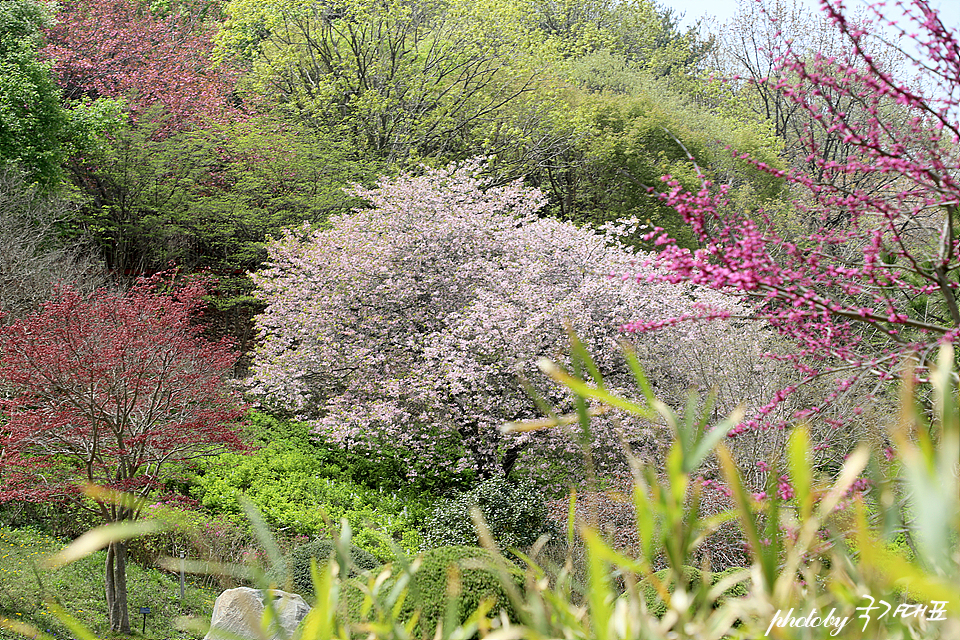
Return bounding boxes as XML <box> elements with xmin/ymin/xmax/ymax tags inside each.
<box><xmin>408</xmin><ymin>546</ymin><xmax>522</xmax><ymax>632</ymax></box>
<box><xmin>341</xmin><ymin>545</ymin><xmax>523</xmax><ymax>637</ymax></box>
<box><xmin>423</xmin><ymin>477</ymin><xmax>557</xmax><ymax>551</ymax></box>
<box><xmin>188</xmin><ymin>410</ymin><xmax>433</xmax><ymax>561</ymax></box>
<box><xmin>272</xmin><ymin>539</ymin><xmax>381</xmax><ymax>597</ymax></box>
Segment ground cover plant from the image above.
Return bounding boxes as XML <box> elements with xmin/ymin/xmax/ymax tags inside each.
<box><xmin>187</xmin><ymin>411</ymin><xmax>433</xmax><ymax>561</ymax></box>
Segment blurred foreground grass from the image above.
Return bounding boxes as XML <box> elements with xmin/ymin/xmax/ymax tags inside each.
<box><xmin>2</xmin><ymin>342</ymin><xmax>959</xmax><ymax>639</ymax></box>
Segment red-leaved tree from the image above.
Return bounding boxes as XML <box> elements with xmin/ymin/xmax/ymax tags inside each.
<box><xmin>632</xmin><ymin>0</ymin><xmax>960</xmax><ymax>437</ymax></box>
<box><xmin>43</xmin><ymin>0</ymin><xmax>236</xmax><ymax>132</ymax></box>
<box><xmin>0</xmin><ymin>278</ymin><xmax>246</xmax><ymax>632</ymax></box>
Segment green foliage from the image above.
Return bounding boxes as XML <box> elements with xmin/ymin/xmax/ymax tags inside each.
<box><xmin>189</xmin><ymin>412</ymin><xmax>434</xmax><ymax>561</ymax></box>
<box><xmin>405</xmin><ymin>546</ymin><xmax>523</xmax><ymax>636</ymax></box>
<box><xmin>272</xmin><ymin>539</ymin><xmax>381</xmax><ymax>598</ymax></box>
<box><xmin>492</xmin><ymin>51</ymin><xmax>785</xmax><ymax>250</ymax></box>
<box><xmin>183</xmin><ymin>115</ymin><xmax>376</xmax><ymax>273</ymax></box>
<box><xmin>339</xmin><ymin>546</ymin><xmax>524</xmax><ymax>638</ymax></box>
<box><xmin>0</xmin><ymin>525</ymin><xmax>217</xmax><ymax>640</ymax></box>
<box><xmin>0</xmin><ymin>501</ymin><xmax>99</xmax><ymax>542</ymax></box>
<box><xmin>0</xmin><ymin>1</ymin><xmax>67</xmax><ymax>188</ymax></box>
<box><xmin>133</xmin><ymin>505</ymin><xmax>258</xmax><ymax>583</ymax></box>
<box><xmin>219</xmin><ymin>0</ymin><xmax>552</xmax><ymax>165</ymax></box>
<box><xmin>67</xmin><ymin>109</ymin><xmax>372</xmax><ymax>276</ymax></box>
<box><xmin>529</xmin><ymin>0</ymin><xmax>712</xmax><ymax>78</ymax></box>
<box><xmin>6</xmin><ymin>342</ymin><xmax>960</xmax><ymax>638</ymax></box>
<box><xmin>60</xmin><ymin>97</ymin><xmax>127</xmax><ymax>162</ymax></box>
<box><xmin>423</xmin><ymin>478</ymin><xmax>557</xmax><ymax>551</ymax></box>
<box><xmin>605</xmin><ymin>81</ymin><xmax>779</xmax><ymax>233</ymax></box>
<box><xmin>70</xmin><ymin>112</ymin><xmax>198</xmax><ymax>271</ymax></box>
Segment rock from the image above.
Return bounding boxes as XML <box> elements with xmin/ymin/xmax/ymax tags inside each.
<box><xmin>204</xmin><ymin>587</ymin><xmax>311</xmax><ymax>640</ymax></box>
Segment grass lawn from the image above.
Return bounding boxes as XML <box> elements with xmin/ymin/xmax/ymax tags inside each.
<box><xmin>0</xmin><ymin>526</ymin><xmax>219</xmax><ymax>640</ymax></box>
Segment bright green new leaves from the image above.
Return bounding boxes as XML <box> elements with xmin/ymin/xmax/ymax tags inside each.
<box><xmin>219</xmin><ymin>0</ymin><xmax>554</xmax><ymax>164</ymax></box>
<box><xmin>189</xmin><ymin>414</ymin><xmax>431</xmax><ymax>561</ymax></box>
<box><xmin>520</xmin><ymin>65</ymin><xmax>784</xmax><ymax>249</ymax></box>
<box><xmin>71</xmin><ymin>110</ymin><xmax>371</xmax><ymax>276</ymax></box>
<box><xmin>0</xmin><ymin>1</ymin><xmax>67</xmax><ymax>188</ymax></box>
<box><xmin>0</xmin><ymin>1</ymin><xmax>127</xmax><ymax>191</ymax></box>
<box><xmin>531</xmin><ymin>0</ymin><xmax>711</xmax><ymax>77</ymax></box>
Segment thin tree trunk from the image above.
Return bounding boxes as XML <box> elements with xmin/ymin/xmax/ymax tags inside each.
<box><xmin>105</xmin><ymin>543</ymin><xmax>115</xmax><ymax>626</ymax></box>
<box><xmin>458</xmin><ymin>421</ymin><xmax>498</xmax><ymax>479</ymax></box>
<box><xmin>105</xmin><ymin>541</ymin><xmax>131</xmax><ymax>632</ymax></box>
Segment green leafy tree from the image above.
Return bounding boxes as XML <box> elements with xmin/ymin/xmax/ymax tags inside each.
<box><xmin>69</xmin><ymin>109</ymin><xmax>371</xmax><ymax>273</ymax></box>
<box><xmin>531</xmin><ymin>0</ymin><xmax>713</xmax><ymax>77</ymax></box>
<box><xmin>219</xmin><ymin>0</ymin><xmax>551</xmax><ymax>164</ymax></box>
<box><xmin>507</xmin><ymin>60</ymin><xmax>785</xmax><ymax>249</ymax></box>
<box><xmin>0</xmin><ymin>0</ymin><xmax>67</xmax><ymax>188</ymax></box>
<box><xmin>184</xmin><ymin>114</ymin><xmax>377</xmax><ymax>275</ymax></box>
<box><xmin>67</xmin><ymin>111</ymin><xmax>204</xmax><ymax>276</ymax></box>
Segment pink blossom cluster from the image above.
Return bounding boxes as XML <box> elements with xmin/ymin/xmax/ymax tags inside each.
<box><xmin>627</xmin><ymin>0</ymin><xmax>960</xmax><ymax>429</ymax></box>
<box><xmin>249</xmin><ymin>159</ymin><xmax>761</xmax><ymax>484</ymax></box>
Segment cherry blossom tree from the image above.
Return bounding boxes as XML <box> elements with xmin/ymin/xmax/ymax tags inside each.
<box><xmin>249</xmin><ymin>160</ymin><xmax>767</xmax><ymax>487</ymax></box>
<box><xmin>632</xmin><ymin>0</ymin><xmax>960</xmax><ymax>434</ymax></box>
<box><xmin>0</xmin><ymin>278</ymin><xmax>246</xmax><ymax>632</ymax></box>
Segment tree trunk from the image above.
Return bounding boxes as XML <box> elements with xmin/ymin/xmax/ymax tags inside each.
<box><xmin>105</xmin><ymin>541</ymin><xmax>130</xmax><ymax>632</ymax></box>
<box><xmin>458</xmin><ymin>421</ymin><xmax>499</xmax><ymax>479</ymax></box>
<box><xmin>500</xmin><ymin>443</ymin><xmax>527</xmax><ymax>477</ymax></box>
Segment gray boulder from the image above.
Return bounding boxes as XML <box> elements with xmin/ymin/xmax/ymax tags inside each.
<box><xmin>204</xmin><ymin>587</ymin><xmax>311</xmax><ymax>640</ymax></box>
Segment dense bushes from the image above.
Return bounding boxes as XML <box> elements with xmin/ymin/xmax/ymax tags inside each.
<box><xmin>546</xmin><ymin>477</ymin><xmax>748</xmax><ymax>572</ymax></box>
<box><xmin>423</xmin><ymin>477</ymin><xmax>557</xmax><ymax>551</ymax></box>
<box><xmin>271</xmin><ymin>539</ymin><xmax>381</xmax><ymax>598</ymax></box>
<box><xmin>188</xmin><ymin>412</ymin><xmax>433</xmax><ymax>560</ymax></box>
<box><xmin>340</xmin><ymin>545</ymin><xmax>524</xmax><ymax>638</ymax></box>
<box><xmin>407</xmin><ymin>546</ymin><xmax>523</xmax><ymax>635</ymax></box>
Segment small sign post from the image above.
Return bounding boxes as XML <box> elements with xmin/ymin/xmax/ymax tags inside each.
<box><xmin>140</xmin><ymin>606</ymin><xmax>150</xmax><ymax>634</ymax></box>
<box><xmin>179</xmin><ymin>550</ymin><xmax>185</xmax><ymax>603</ymax></box>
